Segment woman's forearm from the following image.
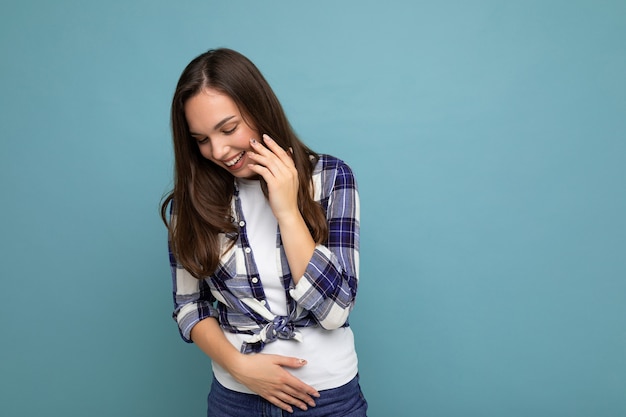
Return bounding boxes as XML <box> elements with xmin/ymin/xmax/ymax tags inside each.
<box><xmin>190</xmin><ymin>317</ymin><xmax>242</xmax><ymax>372</ymax></box>
<box><xmin>189</xmin><ymin>316</ymin><xmax>319</xmax><ymax>413</ymax></box>
<box><xmin>277</xmin><ymin>211</ymin><xmax>316</xmax><ymax>283</ymax></box>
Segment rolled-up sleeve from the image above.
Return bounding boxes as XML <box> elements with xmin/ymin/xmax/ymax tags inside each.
<box><xmin>289</xmin><ymin>161</ymin><xmax>360</xmax><ymax>329</ymax></box>
<box><xmin>170</xmin><ymin>247</ymin><xmax>218</xmax><ymax>343</ymax></box>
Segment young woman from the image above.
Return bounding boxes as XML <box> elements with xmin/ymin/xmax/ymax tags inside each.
<box><xmin>161</xmin><ymin>48</ymin><xmax>367</xmax><ymax>416</ymax></box>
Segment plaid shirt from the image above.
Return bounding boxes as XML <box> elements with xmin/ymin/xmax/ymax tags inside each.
<box><xmin>170</xmin><ymin>154</ymin><xmax>360</xmax><ymax>353</ymax></box>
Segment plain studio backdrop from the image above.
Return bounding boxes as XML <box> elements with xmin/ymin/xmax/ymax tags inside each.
<box><xmin>1</xmin><ymin>1</ymin><xmax>624</xmax><ymax>416</ymax></box>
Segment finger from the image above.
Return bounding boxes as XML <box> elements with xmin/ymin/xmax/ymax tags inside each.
<box><xmin>249</xmin><ymin>137</ymin><xmax>271</xmax><ymax>155</ymax></box>
<box><xmin>275</xmin><ymin>356</ymin><xmax>308</xmax><ymax>369</ymax></box>
<box><xmin>249</xmin><ymin>136</ymin><xmax>290</xmax><ymax>163</ymax></box>
<box><xmin>246</xmin><ymin>149</ymin><xmax>282</xmax><ymax>172</ymax></box>
<box><xmin>248</xmin><ymin>136</ymin><xmax>280</xmax><ymax>158</ymax></box>
<box><xmin>261</xmin><ymin>134</ymin><xmax>287</xmax><ymax>154</ymax></box>
<box><xmin>264</xmin><ymin>386</ymin><xmax>316</xmax><ymax>413</ymax></box>
<box><xmin>269</xmin><ymin>390</ymin><xmax>310</xmax><ymax>412</ymax></box>
<box><xmin>281</xmin><ymin>385</ymin><xmax>317</xmax><ymax>409</ymax></box>
<box><xmin>247</xmin><ymin>161</ymin><xmax>275</xmax><ymax>183</ymax></box>
<box><xmin>248</xmin><ymin>139</ymin><xmax>290</xmax><ymax>175</ymax></box>
<box><xmin>268</xmin><ymin>355</ymin><xmax>320</xmax><ymax>397</ymax></box>
<box><xmin>267</xmin><ymin>395</ymin><xmax>294</xmax><ymax>414</ymax></box>
<box><xmin>262</xmin><ymin>134</ymin><xmax>295</xmax><ymax>166</ymax></box>
<box><xmin>280</xmin><ymin>369</ymin><xmax>320</xmax><ymax>400</ymax></box>
<box><xmin>247</xmin><ymin>150</ymin><xmax>293</xmax><ymax>181</ymax></box>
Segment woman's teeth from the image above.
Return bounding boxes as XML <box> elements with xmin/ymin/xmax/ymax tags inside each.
<box><xmin>224</xmin><ymin>152</ymin><xmax>245</xmax><ymax>167</ymax></box>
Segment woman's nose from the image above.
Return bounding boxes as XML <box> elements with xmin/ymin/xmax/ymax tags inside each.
<box><xmin>210</xmin><ymin>137</ymin><xmax>230</xmax><ymax>160</ymax></box>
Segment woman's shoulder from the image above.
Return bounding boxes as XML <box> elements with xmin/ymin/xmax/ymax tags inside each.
<box><xmin>312</xmin><ymin>154</ymin><xmax>357</xmax><ymax>199</ymax></box>
<box><xmin>313</xmin><ymin>154</ymin><xmax>355</xmax><ymax>176</ymax></box>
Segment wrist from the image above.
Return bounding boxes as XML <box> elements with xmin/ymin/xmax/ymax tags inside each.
<box><xmin>227</xmin><ymin>353</ymin><xmax>250</xmax><ymax>383</ymax></box>
<box><xmin>275</xmin><ymin>207</ymin><xmax>305</xmax><ymax>225</ymax></box>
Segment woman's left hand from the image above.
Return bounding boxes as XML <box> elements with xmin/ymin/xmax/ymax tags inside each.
<box><xmin>247</xmin><ymin>134</ymin><xmax>300</xmax><ymax>221</ymax></box>
<box><xmin>248</xmin><ymin>134</ymin><xmax>315</xmax><ymax>281</ymax></box>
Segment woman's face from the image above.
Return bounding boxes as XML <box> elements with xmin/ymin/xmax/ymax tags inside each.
<box><xmin>185</xmin><ymin>88</ymin><xmax>259</xmax><ymax>178</ymax></box>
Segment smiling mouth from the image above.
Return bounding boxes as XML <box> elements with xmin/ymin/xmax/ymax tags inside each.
<box><xmin>224</xmin><ymin>151</ymin><xmax>245</xmax><ymax>167</ymax></box>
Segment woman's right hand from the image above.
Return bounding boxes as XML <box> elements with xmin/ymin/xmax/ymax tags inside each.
<box><xmin>190</xmin><ymin>319</ymin><xmax>318</xmax><ymax>413</ymax></box>
<box><xmin>229</xmin><ymin>353</ymin><xmax>320</xmax><ymax>413</ymax></box>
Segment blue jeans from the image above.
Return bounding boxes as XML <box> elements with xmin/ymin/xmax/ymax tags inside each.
<box><xmin>207</xmin><ymin>374</ymin><xmax>368</xmax><ymax>417</ymax></box>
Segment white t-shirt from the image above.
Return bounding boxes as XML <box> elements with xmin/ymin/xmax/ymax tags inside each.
<box><xmin>212</xmin><ymin>178</ymin><xmax>358</xmax><ymax>392</ymax></box>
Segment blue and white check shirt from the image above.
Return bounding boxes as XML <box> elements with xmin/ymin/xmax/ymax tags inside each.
<box><xmin>169</xmin><ymin>154</ymin><xmax>360</xmax><ymax>353</ymax></box>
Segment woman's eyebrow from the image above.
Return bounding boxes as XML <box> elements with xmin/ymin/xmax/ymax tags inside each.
<box><xmin>190</xmin><ymin>115</ymin><xmax>236</xmax><ymax>136</ymax></box>
<box><xmin>213</xmin><ymin>115</ymin><xmax>236</xmax><ymax>130</ymax></box>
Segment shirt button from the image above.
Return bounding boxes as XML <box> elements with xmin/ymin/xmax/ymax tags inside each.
<box><xmin>251</xmin><ymin>277</ymin><xmax>259</xmax><ymax>284</ymax></box>
<box><xmin>244</xmin><ymin>247</ymin><xmax>251</xmax><ymax>253</ymax></box>
<box><xmin>239</xmin><ymin>221</ymin><xmax>245</xmax><ymax>227</ymax></box>
<box><xmin>261</xmin><ymin>300</ymin><xmax>267</xmax><ymax>305</ymax></box>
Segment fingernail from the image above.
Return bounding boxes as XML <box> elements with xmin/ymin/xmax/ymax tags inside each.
<box><xmin>263</xmin><ymin>134</ymin><xmax>272</xmax><ymax>142</ymax></box>
<box><xmin>298</xmin><ymin>358</ymin><xmax>307</xmax><ymax>364</ymax></box>
<box><xmin>250</xmin><ymin>138</ymin><xmax>257</xmax><ymax>144</ymax></box>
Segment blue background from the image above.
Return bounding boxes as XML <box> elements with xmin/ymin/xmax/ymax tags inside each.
<box><xmin>1</xmin><ymin>1</ymin><xmax>625</xmax><ymax>416</ymax></box>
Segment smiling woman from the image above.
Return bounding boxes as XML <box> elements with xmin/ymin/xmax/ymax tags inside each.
<box><xmin>160</xmin><ymin>48</ymin><xmax>367</xmax><ymax>416</ymax></box>
<box><xmin>185</xmin><ymin>90</ymin><xmax>258</xmax><ymax>177</ymax></box>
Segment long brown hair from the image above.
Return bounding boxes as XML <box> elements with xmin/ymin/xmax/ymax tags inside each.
<box><xmin>161</xmin><ymin>48</ymin><xmax>328</xmax><ymax>279</ymax></box>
